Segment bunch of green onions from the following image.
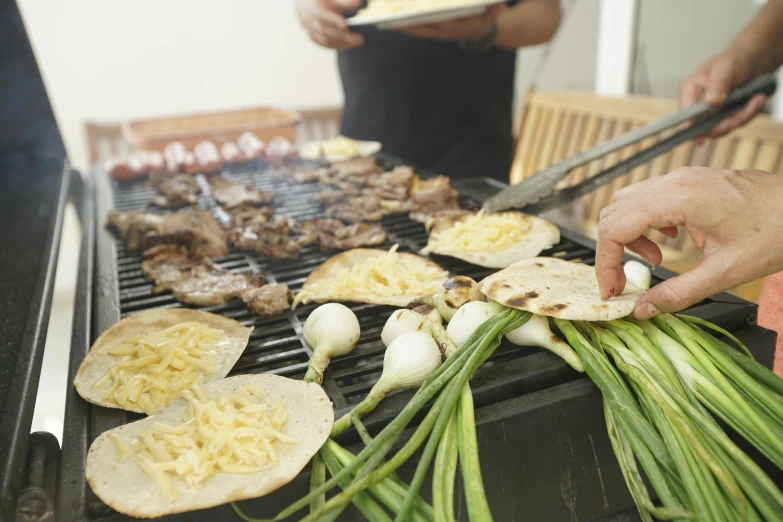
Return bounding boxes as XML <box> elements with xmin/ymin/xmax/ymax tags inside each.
<box><xmin>551</xmin><ymin>262</ymin><xmax>783</xmax><ymax>521</ymax></box>
<box><xmin>232</xmin><ymin>282</ymin><xmax>530</xmax><ymax>521</ymax></box>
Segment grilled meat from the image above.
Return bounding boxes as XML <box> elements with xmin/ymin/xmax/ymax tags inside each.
<box><xmin>299</xmin><ymin>218</ymin><xmax>386</xmax><ymax>251</ymax></box>
<box><xmin>284</xmin><ymin>166</ymin><xmax>333</xmax><ymax>185</ymax></box>
<box><xmin>210</xmin><ymin>176</ymin><xmax>275</xmax><ymax>209</ymax></box>
<box><xmin>148</xmin><ymin>172</ymin><xmax>200</xmax><ymax>208</ymax></box>
<box><xmin>106</xmin><ymin>209</ymin><xmax>229</xmax><ymax>257</ymax></box>
<box><xmin>325</xmin><ymin>194</ymin><xmax>389</xmax><ymax>223</ymax></box>
<box><xmin>241</xmin><ymin>283</ymin><xmax>294</xmax><ymax>316</ymax></box>
<box><xmin>228</xmin><ymin>213</ymin><xmax>302</xmax><ymax>260</ymax></box>
<box><xmin>170</xmin><ymin>265</ymin><xmax>263</xmax><ymax>306</ymax></box>
<box><xmin>141</xmin><ymin>245</ymin><xmax>265</xmax><ymax>306</ymax></box>
<box><xmin>409</xmin><ymin>208</ymin><xmax>473</xmax><ymax>230</ymax></box>
<box><xmin>409</xmin><ymin>175</ymin><xmax>459</xmax><ymax>212</ymax></box>
<box><xmin>227</xmin><ymin>206</ymin><xmax>276</xmax><ymax>228</ymax></box>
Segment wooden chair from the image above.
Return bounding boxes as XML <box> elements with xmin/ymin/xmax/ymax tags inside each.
<box><xmin>511</xmin><ymin>89</ymin><xmax>783</xmax><ymax>301</ymax></box>
<box><xmin>84</xmin><ymin>107</ymin><xmax>342</xmax><ymax>163</ymax></box>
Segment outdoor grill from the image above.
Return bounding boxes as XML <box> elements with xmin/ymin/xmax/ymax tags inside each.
<box><xmin>5</xmin><ymin>154</ymin><xmax>779</xmax><ymax>522</ymax></box>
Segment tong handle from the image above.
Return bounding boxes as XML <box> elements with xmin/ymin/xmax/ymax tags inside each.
<box><xmin>549</xmin><ymin>73</ymin><xmax>777</xmax><ymax>175</ymax></box>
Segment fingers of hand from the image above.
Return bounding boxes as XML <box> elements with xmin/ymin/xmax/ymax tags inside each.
<box><xmin>625</xmin><ymin>236</ymin><xmax>664</xmax><ymax>266</ymax></box>
<box><xmin>705</xmin><ymin>94</ymin><xmax>767</xmax><ymax>138</ymax></box>
<box><xmin>705</xmin><ymin>55</ymin><xmax>748</xmax><ymax>105</ymax></box>
<box><xmin>680</xmin><ymin>79</ymin><xmax>706</xmax><ymax>109</ymax></box>
<box><xmin>633</xmin><ymin>258</ymin><xmax>722</xmax><ymax>319</ymax></box>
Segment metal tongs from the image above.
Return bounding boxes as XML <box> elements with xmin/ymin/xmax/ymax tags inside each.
<box><xmin>482</xmin><ymin>74</ymin><xmax>778</xmax><ymax>214</ymax></box>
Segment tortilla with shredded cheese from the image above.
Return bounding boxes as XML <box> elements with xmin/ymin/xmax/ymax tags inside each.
<box><xmin>74</xmin><ymin>309</ymin><xmax>253</xmax><ymax>414</ymax></box>
<box><xmin>421</xmin><ymin>210</ymin><xmax>560</xmax><ymax>268</ymax></box>
<box><xmin>86</xmin><ymin>374</ymin><xmax>333</xmax><ymax>518</ymax></box>
<box><xmin>479</xmin><ymin>257</ymin><xmax>644</xmax><ymax>321</ymax></box>
<box><xmin>293</xmin><ymin>245</ymin><xmax>449</xmax><ymax>308</ymax></box>
<box><xmin>299</xmin><ymin>135</ymin><xmax>381</xmax><ymax>162</ymax></box>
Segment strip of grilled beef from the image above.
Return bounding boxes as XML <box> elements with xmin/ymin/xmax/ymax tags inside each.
<box><xmin>299</xmin><ymin>218</ymin><xmax>387</xmax><ymax>251</ymax></box>
<box><xmin>141</xmin><ymin>245</ymin><xmax>265</xmax><ymax>306</ymax></box>
<box><xmin>227</xmin><ymin>210</ymin><xmax>302</xmax><ymax>260</ymax></box>
<box><xmin>106</xmin><ymin>209</ymin><xmax>229</xmax><ymax>257</ymax></box>
<box><xmin>241</xmin><ymin>283</ymin><xmax>294</xmax><ymax>316</ymax></box>
<box><xmin>210</xmin><ymin>176</ymin><xmax>275</xmax><ymax>209</ymax></box>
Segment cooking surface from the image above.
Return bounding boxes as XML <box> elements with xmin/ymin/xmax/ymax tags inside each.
<box><xmin>51</xmin><ymin>154</ymin><xmax>775</xmax><ymax>521</ymax></box>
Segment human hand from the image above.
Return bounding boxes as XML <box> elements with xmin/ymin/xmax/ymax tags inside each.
<box><xmin>401</xmin><ymin>4</ymin><xmax>506</xmax><ymax>42</ymax></box>
<box><xmin>680</xmin><ymin>47</ymin><xmax>767</xmax><ymax>140</ymax></box>
<box><xmin>595</xmin><ymin>167</ymin><xmax>783</xmax><ymax>319</ymax></box>
<box><xmin>295</xmin><ymin>0</ymin><xmax>365</xmax><ymax>50</ymax></box>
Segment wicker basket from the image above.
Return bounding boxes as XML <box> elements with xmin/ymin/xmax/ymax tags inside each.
<box><xmin>122</xmin><ymin>106</ymin><xmax>302</xmax><ymax>152</ymax></box>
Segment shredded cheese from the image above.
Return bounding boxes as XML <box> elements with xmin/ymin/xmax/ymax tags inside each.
<box><xmin>112</xmin><ymin>384</ymin><xmax>297</xmax><ymax>502</ymax></box>
<box><xmin>293</xmin><ymin>245</ymin><xmax>447</xmax><ymax>307</ymax></box>
<box><xmin>309</xmin><ymin>135</ymin><xmax>366</xmax><ymax>158</ymax></box>
<box><xmin>356</xmin><ymin>0</ymin><xmax>480</xmax><ymax>17</ymax></box>
<box><xmin>422</xmin><ymin>211</ymin><xmax>530</xmax><ymax>254</ymax></box>
<box><xmin>93</xmin><ymin>322</ymin><xmax>224</xmax><ymax>414</ymax></box>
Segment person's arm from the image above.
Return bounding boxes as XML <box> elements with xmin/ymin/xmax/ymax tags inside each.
<box><xmin>681</xmin><ymin>0</ymin><xmax>783</xmax><ymax>137</ymax></box>
<box><xmin>594</xmin><ymin>167</ymin><xmax>783</xmax><ymax>320</ymax></box>
<box><xmin>495</xmin><ymin>0</ymin><xmax>562</xmax><ymax>49</ymax></box>
<box><xmin>401</xmin><ymin>0</ymin><xmax>561</xmax><ymax>49</ymax></box>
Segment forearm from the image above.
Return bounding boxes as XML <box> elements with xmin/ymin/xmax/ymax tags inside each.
<box><xmin>732</xmin><ymin>0</ymin><xmax>783</xmax><ymax>75</ymax></box>
<box><xmin>494</xmin><ymin>0</ymin><xmax>561</xmax><ymax>50</ymax></box>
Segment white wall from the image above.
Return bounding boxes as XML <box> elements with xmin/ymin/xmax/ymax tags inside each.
<box><xmin>18</xmin><ymin>0</ymin><xmax>345</xmax><ymax>172</ymax></box>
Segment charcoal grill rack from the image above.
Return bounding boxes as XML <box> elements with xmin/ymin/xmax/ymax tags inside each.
<box><xmin>48</xmin><ymin>153</ymin><xmax>776</xmax><ymax>522</ymax></box>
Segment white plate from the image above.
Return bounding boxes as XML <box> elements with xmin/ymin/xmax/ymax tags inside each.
<box><xmin>348</xmin><ymin>0</ymin><xmax>505</xmax><ymax>30</ymax></box>
<box><xmin>299</xmin><ymin>138</ymin><xmax>382</xmax><ymax>162</ymax></box>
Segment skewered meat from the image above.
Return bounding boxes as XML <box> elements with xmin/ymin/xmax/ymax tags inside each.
<box><xmin>237</xmin><ymin>132</ymin><xmax>265</xmax><ymax>159</ymax></box>
<box><xmin>145</xmin><ymin>151</ymin><xmax>167</xmax><ymax>174</ymax></box>
<box><xmin>228</xmin><ymin>213</ymin><xmax>302</xmax><ymax>260</ymax></box>
<box><xmin>299</xmin><ymin>219</ymin><xmax>386</xmax><ymax>251</ymax></box>
<box><xmin>194</xmin><ymin>140</ymin><xmax>223</xmax><ymax>174</ymax></box>
<box><xmin>210</xmin><ymin>176</ymin><xmax>275</xmax><ymax>209</ymax></box>
<box><xmin>265</xmin><ymin>136</ymin><xmax>296</xmax><ymax>161</ymax></box>
<box><xmin>105</xmin><ymin>158</ymin><xmax>134</xmax><ymax>181</ymax></box>
<box><xmin>220</xmin><ymin>143</ymin><xmax>245</xmax><ymax>164</ymax></box>
<box><xmin>182</xmin><ymin>152</ymin><xmax>200</xmax><ymax>175</ymax></box>
<box><xmin>140</xmin><ymin>245</ymin><xmax>265</xmax><ymax>306</ymax></box>
<box><xmin>148</xmin><ymin>173</ymin><xmax>201</xmax><ymax>208</ymax></box>
<box><xmin>106</xmin><ymin>209</ymin><xmax>229</xmax><ymax>257</ymax></box>
<box><xmin>241</xmin><ymin>283</ymin><xmax>294</xmax><ymax>316</ymax></box>
<box><xmin>164</xmin><ymin>142</ymin><xmax>187</xmax><ymax>173</ymax></box>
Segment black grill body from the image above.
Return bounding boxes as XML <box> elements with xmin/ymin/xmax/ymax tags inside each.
<box><xmin>48</xmin><ymin>155</ymin><xmax>777</xmax><ymax>522</ymax></box>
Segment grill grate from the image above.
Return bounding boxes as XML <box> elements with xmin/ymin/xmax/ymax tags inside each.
<box><xmin>50</xmin><ymin>153</ymin><xmax>770</xmax><ymax>522</ymax></box>
<box><xmin>108</xmin><ymin>157</ymin><xmax>596</xmax><ymax>413</ymax></box>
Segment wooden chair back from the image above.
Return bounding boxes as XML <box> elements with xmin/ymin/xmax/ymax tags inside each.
<box><xmin>511</xmin><ymin>89</ymin><xmax>783</xmax><ymax>257</ymax></box>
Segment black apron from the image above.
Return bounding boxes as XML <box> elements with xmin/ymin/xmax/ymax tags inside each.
<box><xmin>338</xmin><ymin>28</ymin><xmax>516</xmax><ymax>182</ymax></box>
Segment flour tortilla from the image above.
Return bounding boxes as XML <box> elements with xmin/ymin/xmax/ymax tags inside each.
<box><xmin>295</xmin><ymin>248</ymin><xmax>448</xmax><ymax>307</ymax></box>
<box><xmin>422</xmin><ymin>211</ymin><xmax>560</xmax><ymax>268</ymax></box>
<box><xmin>86</xmin><ymin>374</ymin><xmax>333</xmax><ymax>518</ymax></box>
<box><xmin>479</xmin><ymin>257</ymin><xmax>644</xmax><ymax>321</ymax></box>
<box><xmin>74</xmin><ymin>308</ymin><xmax>253</xmax><ymax>414</ymax></box>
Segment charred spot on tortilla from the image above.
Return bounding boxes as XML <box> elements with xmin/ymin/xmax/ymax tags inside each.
<box><xmin>525</xmin><ymin>291</ymin><xmax>539</xmax><ymax>299</ymax></box>
<box><xmin>535</xmin><ymin>262</ymin><xmax>544</xmax><ymax>267</ymax></box>
<box><xmin>502</xmin><ymin>284</ymin><xmax>511</xmax><ymax>288</ymax></box>
<box><xmin>445</xmin><ymin>278</ymin><xmax>472</xmax><ymax>290</ymax></box>
<box><xmin>506</xmin><ymin>296</ymin><xmax>528</xmax><ymax>308</ymax></box>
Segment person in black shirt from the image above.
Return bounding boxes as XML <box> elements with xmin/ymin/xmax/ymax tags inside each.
<box><xmin>295</xmin><ymin>0</ymin><xmax>561</xmax><ymax>182</ymax></box>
